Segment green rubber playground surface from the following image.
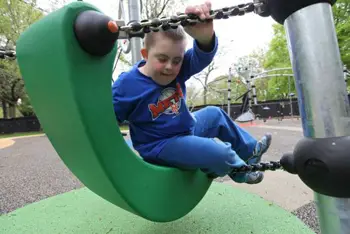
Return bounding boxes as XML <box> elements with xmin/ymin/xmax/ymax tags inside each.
<box><xmin>0</xmin><ymin>182</ymin><xmax>314</xmax><ymax>234</ymax></box>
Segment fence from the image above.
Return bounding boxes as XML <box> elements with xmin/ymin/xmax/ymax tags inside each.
<box><xmin>2</xmin><ymin>95</ymin><xmax>349</xmax><ymax>134</ymax></box>
<box><xmin>0</xmin><ymin>116</ymin><xmax>41</xmax><ymax>134</ymax></box>
<box><xmin>191</xmin><ymin>98</ymin><xmax>300</xmax><ymax>120</ymax></box>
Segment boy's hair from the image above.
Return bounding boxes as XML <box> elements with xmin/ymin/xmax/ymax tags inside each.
<box><xmin>143</xmin><ymin>26</ymin><xmax>187</xmax><ymax>50</ymax></box>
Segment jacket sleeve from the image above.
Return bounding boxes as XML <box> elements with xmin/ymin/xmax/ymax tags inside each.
<box><xmin>178</xmin><ymin>33</ymin><xmax>218</xmax><ymax>82</ymax></box>
<box><xmin>112</xmin><ymin>73</ymin><xmax>138</xmax><ymax>123</ymax></box>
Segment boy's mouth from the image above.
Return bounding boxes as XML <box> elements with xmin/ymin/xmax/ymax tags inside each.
<box><xmin>161</xmin><ymin>73</ymin><xmax>173</xmax><ymax>76</ymax></box>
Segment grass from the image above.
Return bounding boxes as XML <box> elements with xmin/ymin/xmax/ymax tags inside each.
<box><xmin>0</xmin><ymin>131</ymin><xmax>44</xmax><ymax>139</ymax></box>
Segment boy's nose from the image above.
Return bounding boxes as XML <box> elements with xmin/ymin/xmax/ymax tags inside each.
<box><xmin>165</xmin><ymin>62</ymin><xmax>173</xmax><ymax>70</ymax></box>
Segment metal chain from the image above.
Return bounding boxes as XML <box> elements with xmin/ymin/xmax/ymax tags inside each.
<box><xmin>230</xmin><ymin>161</ymin><xmax>282</xmax><ymax>173</ymax></box>
<box><xmin>119</xmin><ymin>2</ymin><xmax>258</xmax><ymax>35</ymax></box>
<box><xmin>0</xmin><ymin>49</ymin><xmax>16</xmax><ymax>60</ymax></box>
<box><xmin>1</xmin><ymin>2</ymin><xmax>263</xmax><ymax>60</ymax></box>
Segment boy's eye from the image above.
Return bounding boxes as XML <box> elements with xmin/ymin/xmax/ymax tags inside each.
<box><xmin>158</xmin><ymin>57</ymin><xmax>167</xmax><ymax>63</ymax></box>
<box><xmin>172</xmin><ymin>59</ymin><xmax>182</xmax><ymax>65</ymax></box>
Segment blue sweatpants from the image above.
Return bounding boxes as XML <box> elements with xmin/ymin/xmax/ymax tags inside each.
<box><xmin>156</xmin><ymin>106</ymin><xmax>258</xmax><ymax>177</ymax></box>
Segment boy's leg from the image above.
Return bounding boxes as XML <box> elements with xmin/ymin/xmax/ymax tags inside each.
<box><xmin>156</xmin><ymin>135</ymin><xmax>247</xmax><ymax>177</ymax></box>
<box><xmin>192</xmin><ymin>106</ymin><xmax>272</xmax><ymax>184</ymax></box>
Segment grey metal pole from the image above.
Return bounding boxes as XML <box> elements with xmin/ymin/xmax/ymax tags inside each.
<box><xmin>284</xmin><ymin>3</ymin><xmax>350</xmax><ymax>233</ymax></box>
<box><xmin>227</xmin><ymin>67</ymin><xmax>232</xmax><ymax>118</ymax></box>
<box><xmin>344</xmin><ymin>65</ymin><xmax>348</xmax><ymax>81</ymax></box>
<box><xmin>128</xmin><ymin>0</ymin><xmax>142</xmax><ymax>64</ymax></box>
<box><xmin>288</xmin><ymin>75</ymin><xmax>293</xmax><ymax>119</ymax></box>
<box><xmin>252</xmin><ymin>81</ymin><xmax>257</xmax><ymax>105</ymax></box>
<box><xmin>246</xmin><ymin>80</ymin><xmax>252</xmax><ymax>110</ymax></box>
<box><xmin>255</xmin><ymin>67</ymin><xmax>292</xmax><ymax>76</ymax></box>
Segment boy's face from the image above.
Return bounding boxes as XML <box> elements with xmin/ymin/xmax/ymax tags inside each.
<box><xmin>141</xmin><ymin>33</ymin><xmax>187</xmax><ymax>86</ymax></box>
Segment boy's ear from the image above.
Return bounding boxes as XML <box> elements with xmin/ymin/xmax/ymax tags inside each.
<box><xmin>140</xmin><ymin>48</ymin><xmax>148</xmax><ymax>59</ymax></box>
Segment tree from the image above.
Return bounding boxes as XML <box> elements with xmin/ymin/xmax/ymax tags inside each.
<box><xmin>47</xmin><ymin>0</ymin><xmax>69</xmax><ymax>12</ymax></box>
<box><xmin>231</xmin><ymin>49</ymin><xmax>278</xmax><ymax>103</ymax></box>
<box><xmin>17</xmin><ymin>92</ymin><xmax>35</xmax><ymax>116</ymax></box>
<box><xmin>0</xmin><ymin>64</ymin><xmax>24</xmax><ymax>118</ymax></box>
<box><xmin>263</xmin><ymin>24</ymin><xmax>290</xmax><ymax>69</ymax></box>
<box><xmin>262</xmin><ymin>24</ymin><xmax>298</xmax><ymax>100</ymax></box>
<box><xmin>263</xmin><ymin>1</ymin><xmax>350</xmax><ymax>98</ymax></box>
<box><xmin>140</xmin><ymin>0</ymin><xmax>186</xmax><ymax>19</ymax></box>
<box><xmin>264</xmin><ymin>1</ymin><xmax>350</xmax><ymax>69</ymax></box>
<box><xmin>0</xmin><ymin>0</ymin><xmax>44</xmax><ymax>118</ymax></box>
<box><xmin>113</xmin><ymin>0</ymin><xmax>186</xmax><ymax>74</ymax></box>
<box><xmin>192</xmin><ymin>61</ymin><xmax>216</xmax><ymax>105</ymax></box>
<box><xmin>333</xmin><ymin>0</ymin><xmax>350</xmax><ymax>68</ymax></box>
<box><xmin>185</xmin><ymin>83</ymin><xmax>202</xmax><ymax>110</ymax></box>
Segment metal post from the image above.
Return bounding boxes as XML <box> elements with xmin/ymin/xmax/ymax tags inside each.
<box><xmin>288</xmin><ymin>75</ymin><xmax>293</xmax><ymax>119</ymax></box>
<box><xmin>344</xmin><ymin>65</ymin><xmax>348</xmax><ymax>81</ymax></box>
<box><xmin>128</xmin><ymin>0</ymin><xmax>142</xmax><ymax>64</ymax></box>
<box><xmin>246</xmin><ymin>80</ymin><xmax>252</xmax><ymax>110</ymax></box>
<box><xmin>284</xmin><ymin>3</ymin><xmax>350</xmax><ymax>233</ymax></box>
<box><xmin>227</xmin><ymin>67</ymin><xmax>232</xmax><ymax>118</ymax></box>
<box><xmin>252</xmin><ymin>81</ymin><xmax>257</xmax><ymax>105</ymax></box>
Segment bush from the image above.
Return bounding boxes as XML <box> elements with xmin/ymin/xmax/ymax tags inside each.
<box><xmin>17</xmin><ymin>94</ymin><xmax>35</xmax><ymax>116</ymax></box>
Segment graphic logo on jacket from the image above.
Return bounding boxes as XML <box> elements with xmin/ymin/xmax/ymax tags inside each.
<box><xmin>148</xmin><ymin>83</ymin><xmax>184</xmax><ymax>120</ymax></box>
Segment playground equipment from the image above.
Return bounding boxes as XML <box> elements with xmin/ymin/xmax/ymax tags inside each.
<box><xmin>6</xmin><ymin>0</ymin><xmax>350</xmax><ymax>233</ymax></box>
<box><xmin>233</xmin><ymin>65</ymin><xmax>295</xmax><ymax>122</ymax></box>
<box><xmin>252</xmin><ymin>68</ymin><xmax>295</xmax><ymax>121</ymax></box>
<box><xmin>0</xmin><ymin>48</ymin><xmax>16</xmax><ymax>60</ymax></box>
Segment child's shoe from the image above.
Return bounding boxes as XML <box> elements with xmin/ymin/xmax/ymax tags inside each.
<box><xmin>229</xmin><ymin>133</ymin><xmax>272</xmax><ymax>184</ymax></box>
<box><xmin>247</xmin><ymin>133</ymin><xmax>272</xmax><ymax>165</ymax></box>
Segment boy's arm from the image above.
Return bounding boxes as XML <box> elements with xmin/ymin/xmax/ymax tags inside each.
<box><xmin>179</xmin><ymin>32</ymin><xmax>218</xmax><ymax>81</ymax></box>
<box><xmin>112</xmin><ymin>75</ymin><xmax>137</xmax><ymax>123</ymax></box>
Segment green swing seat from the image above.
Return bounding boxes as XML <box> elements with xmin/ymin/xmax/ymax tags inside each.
<box><xmin>16</xmin><ymin>1</ymin><xmax>212</xmax><ymax>222</ymax></box>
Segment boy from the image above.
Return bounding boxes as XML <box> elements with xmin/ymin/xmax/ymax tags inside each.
<box><xmin>112</xmin><ymin>1</ymin><xmax>272</xmax><ymax>184</ymax></box>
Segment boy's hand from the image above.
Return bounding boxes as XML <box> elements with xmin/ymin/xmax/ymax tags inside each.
<box><xmin>183</xmin><ymin>1</ymin><xmax>214</xmax><ymax>46</ymax></box>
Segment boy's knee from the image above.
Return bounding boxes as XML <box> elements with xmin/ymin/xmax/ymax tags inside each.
<box><xmin>204</xmin><ymin>106</ymin><xmax>222</xmax><ymax>114</ymax></box>
<box><xmin>204</xmin><ymin>106</ymin><xmax>224</xmax><ymax>122</ymax></box>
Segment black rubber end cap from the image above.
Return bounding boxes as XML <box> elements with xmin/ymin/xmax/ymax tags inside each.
<box><xmin>267</xmin><ymin>0</ymin><xmax>337</xmax><ymax>24</ymax></box>
<box><xmin>74</xmin><ymin>10</ymin><xmax>119</xmax><ymax>56</ymax></box>
<box><xmin>280</xmin><ymin>152</ymin><xmax>298</xmax><ymax>174</ymax></box>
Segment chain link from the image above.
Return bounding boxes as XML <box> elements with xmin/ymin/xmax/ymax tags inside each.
<box><xmin>119</xmin><ymin>2</ymin><xmax>258</xmax><ymax>35</ymax></box>
<box><xmin>0</xmin><ymin>49</ymin><xmax>16</xmax><ymax>60</ymax></box>
<box><xmin>231</xmin><ymin>161</ymin><xmax>282</xmax><ymax>173</ymax></box>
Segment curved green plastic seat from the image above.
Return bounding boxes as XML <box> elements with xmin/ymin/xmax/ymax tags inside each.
<box><xmin>16</xmin><ymin>1</ymin><xmax>212</xmax><ymax>222</ymax></box>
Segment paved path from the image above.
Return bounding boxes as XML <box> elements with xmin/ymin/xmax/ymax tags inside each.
<box><xmin>0</xmin><ymin>119</ymin><xmax>320</xmax><ymax>233</ymax></box>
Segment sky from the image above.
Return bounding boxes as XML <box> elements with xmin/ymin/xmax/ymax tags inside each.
<box><xmin>37</xmin><ymin>0</ymin><xmax>276</xmax><ymax>85</ymax></box>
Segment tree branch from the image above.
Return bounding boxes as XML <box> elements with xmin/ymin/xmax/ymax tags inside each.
<box><xmin>145</xmin><ymin>0</ymin><xmax>150</xmax><ymax>18</ymax></box>
<box><xmin>193</xmin><ymin>75</ymin><xmax>206</xmax><ymax>88</ymax></box>
<box><xmin>157</xmin><ymin>0</ymin><xmax>171</xmax><ymax>17</ymax></box>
